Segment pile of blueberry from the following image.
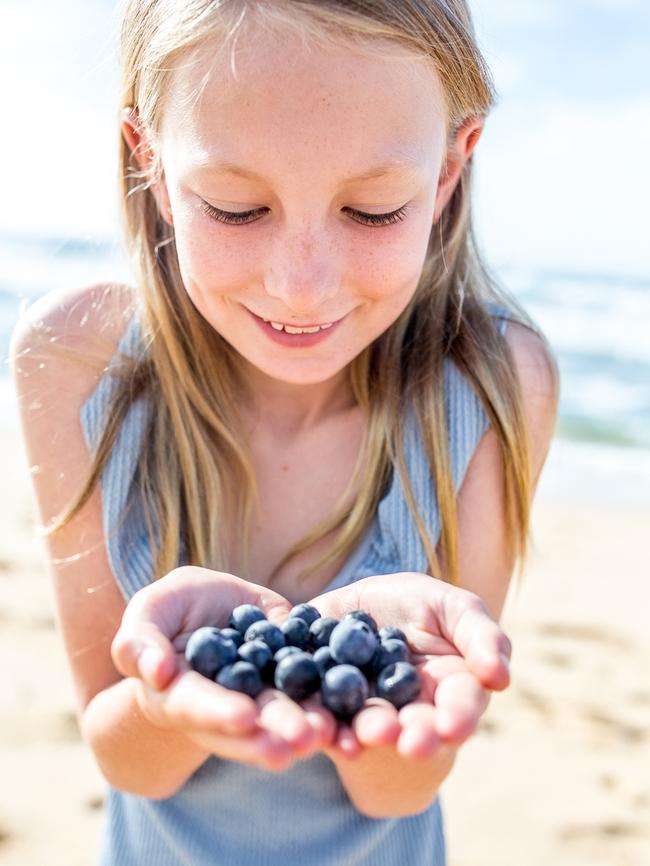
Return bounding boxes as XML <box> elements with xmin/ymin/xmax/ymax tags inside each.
<box><xmin>185</xmin><ymin>603</ymin><xmax>421</xmax><ymax>721</ymax></box>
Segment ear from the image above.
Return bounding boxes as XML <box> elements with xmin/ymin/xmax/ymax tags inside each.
<box><xmin>121</xmin><ymin>106</ymin><xmax>173</xmax><ymax>225</ymax></box>
<box><xmin>433</xmin><ymin>117</ymin><xmax>484</xmax><ymax>224</ymax></box>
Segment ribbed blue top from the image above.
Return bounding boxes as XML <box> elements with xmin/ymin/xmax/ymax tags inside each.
<box><xmin>80</xmin><ymin>305</ymin><xmax>509</xmax><ymax>866</ymax></box>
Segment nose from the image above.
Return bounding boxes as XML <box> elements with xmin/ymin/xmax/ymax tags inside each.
<box><xmin>264</xmin><ymin>223</ymin><xmax>340</xmax><ymax>316</ymax></box>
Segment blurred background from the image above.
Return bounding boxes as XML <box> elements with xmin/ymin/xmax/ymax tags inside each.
<box><xmin>0</xmin><ymin>2</ymin><xmax>648</xmax><ymax>865</ymax></box>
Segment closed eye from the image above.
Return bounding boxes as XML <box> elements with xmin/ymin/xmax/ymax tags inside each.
<box><xmin>200</xmin><ymin>202</ymin><xmax>410</xmax><ymax>227</ymax></box>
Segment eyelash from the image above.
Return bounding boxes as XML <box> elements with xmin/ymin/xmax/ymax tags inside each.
<box><xmin>200</xmin><ymin>201</ymin><xmax>410</xmax><ymax>227</ymax></box>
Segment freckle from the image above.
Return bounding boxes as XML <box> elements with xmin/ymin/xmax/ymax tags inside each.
<box><xmin>281</xmin><ymin>464</ymin><xmax>289</xmax><ymax>472</ymax></box>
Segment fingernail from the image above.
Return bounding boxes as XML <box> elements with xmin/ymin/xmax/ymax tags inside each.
<box><xmin>223</xmin><ymin>713</ymin><xmax>257</xmax><ymax>736</ymax></box>
<box><xmin>138</xmin><ymin>646</ymin><xmax>163</xmax><ymax>683</ymax></box>
<box><xmin>499</xmin><ymin>653</ymin><xmax>511</xmax><ymax>674</ymax></box>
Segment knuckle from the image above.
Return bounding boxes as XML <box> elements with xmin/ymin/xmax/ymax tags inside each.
<box><xmin>164</xmin><ymin>565</ymin><xmax>194</xmax><ymax>582</ymax></box>
<box><xmin>110</xmin><ymin>630</ymin><xmax>134</xmax><ymax>672</ymax></box>
<box><xmin>466</xmin><ymin>591</ymin><xmax>488</xmax><ymax>614</ymax></box>
<box><xmin>135</xmin><ymin>683</ymin><xmax>164</xmax><ymax>727</ymax></box>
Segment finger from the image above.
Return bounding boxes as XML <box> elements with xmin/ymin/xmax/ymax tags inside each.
<box><xmin>257</xmin><ymin>690</ymin><xmax>317</xmax><ymax>755</ymax></box>
<box><xmin>352</xmin><ymin>699</ymin><xmax>401</xmax><ymax>748</ymax></box>
<box><xmin>112</xmin><ymin>622</ymin><xmax>178</xmax><ymax>689</ymax></box>
<box><xmin>192</xmin><ymin>725</ymin><xmax>295</xmax><ymax>773</ymax></box>
<box><xmin>307</xmin><ymin>582</ymin><xmax>362</xmax><ymax>622</ymax></box>
<box><xmin>115</xmin><ymin>569</ymin><xmax>293</xmax><ymax>686</ymax></box>
<box><xmin>301</xmin><ymin>697</ymin><xmax>338</xmax><ymax>751</ymax></box>
<box><xmin>138</xmin><ymin>669</ymin><xmax>259</xmax><ymax>735</ymax></box>
<box><xmin>397</xmin><ymin>701</ymin><xmax>441</xmax><ymax>759</ymax></box>
<box><xmin>432</xmin><ymin>671</ymin><xmax>491</xmax><ymax>743</ymax></box>
<box><xmin>442</xmin><ymin>592</ymin><xmax>512</xmax><ymax>691</ymax></box>
<box><xmin>336</xmin><ymin>723</ymin><xmax>363</xmax><ymax>759</ymax></box>
<box><xmin>417</xmin><ymin>654</ymin><xmax>469</xmax><ymax>701</ymax></box>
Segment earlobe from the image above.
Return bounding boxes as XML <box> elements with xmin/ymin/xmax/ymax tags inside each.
<box><xmin>121</xmin><ymin>106</ymin><xmax>155</xmax><ymax>174</ymax></box>
<box><xmin>121</xmin><ymin>106</ymin><xmax>173</xmax><ymax>226</ymax></box>
<box><xmin>432</xmin><ymin>117</ymin><xmax>485</xmax><ymax>224</ymax></box>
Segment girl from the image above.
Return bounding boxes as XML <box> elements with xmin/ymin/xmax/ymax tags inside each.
<box><xmin>11</xmin><ymin>1</ymin><xmax>559</xmax><ymax>864</ymax></box>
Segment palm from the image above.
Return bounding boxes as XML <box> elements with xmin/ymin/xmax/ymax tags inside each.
<box><xmin>112</xmin><ymin>567</ymin><xmax>340</xmax><ymax>768</ymax></box>
<box><xmin>309</xmin><ymin>571</ymin><xmax>511</xmax><ymax>760</ymax></box>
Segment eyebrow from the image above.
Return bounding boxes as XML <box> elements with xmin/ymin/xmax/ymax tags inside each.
<box><xmin>193</xmin><ymin>157</ymin><xmax>422</xmax><ymax>184</ymax></box>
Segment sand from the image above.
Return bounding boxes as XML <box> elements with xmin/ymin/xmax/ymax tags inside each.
<box><xmin>0</xmin><ymin>424</ymin><xmax>648</xmax><ymax>866</ymax></box>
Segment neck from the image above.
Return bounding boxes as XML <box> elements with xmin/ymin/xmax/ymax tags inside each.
<box><xmin>239</xmin><ymin>362</ymin><xmax>357</xmax><ymax>438</ymax></box>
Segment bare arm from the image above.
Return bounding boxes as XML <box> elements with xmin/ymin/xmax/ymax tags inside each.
<box><xmin>82</xmin><ymin>680</ymin><xmax>212</xmax><ymax>799</ymax></box>
<box><xmin>321</xmin><ymin>323</ymin><xmax>560</xmax><ymax>819</ymax></box>
<box><xmin>328</xmin><ymin>742</ymin><xmax>458</xmax><ymax>819</ymax></box>
<box><xmin>9</xmin><ymin>284</ymin><xmax>217</xmax><ymax>798</ymax></box>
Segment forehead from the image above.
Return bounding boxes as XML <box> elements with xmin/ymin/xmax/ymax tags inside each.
<box><xmin>159</xmin><ymin>22</ymin><xmax>447</xmax><ymax>180</ymax></box>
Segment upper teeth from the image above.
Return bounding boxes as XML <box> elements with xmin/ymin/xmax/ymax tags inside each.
<box><xmin>264</xmin><ymin>320</ymin><xmax>334</xmax><ymax>333</ymax></box>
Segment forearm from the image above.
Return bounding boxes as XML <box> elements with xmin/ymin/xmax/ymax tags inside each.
<box><xmin>328</xmin><ymin>743</ymin><xmax>458</xmax><ymax>819</ymax></box>
<box><xmin>81</xmin><ymin>677</ymin><xmax>211</xmax><ymax>799</ymax></box>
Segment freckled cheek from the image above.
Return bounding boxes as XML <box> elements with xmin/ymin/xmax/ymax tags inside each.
<box><xmin>173</xmin><ymin>218</ymin><xmax>254</xmax><ymax>295</ymax></box>
<box><xmin>349</xmin><ymin>229</ymin><xmax>430</xmax><ymax>304</ymax></box>
<box><xmin>173</xmin><ymin>212</ymin><xmax>430</xmax><ymax>306</ymax></box>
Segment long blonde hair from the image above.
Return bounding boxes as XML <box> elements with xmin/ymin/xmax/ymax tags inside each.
<box><xmin>44</xmin><ymin>0</ymin><xmax>555</xmax><ymax>589</ymax></box>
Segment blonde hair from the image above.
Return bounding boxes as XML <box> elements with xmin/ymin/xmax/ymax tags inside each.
<box><xmin>45</xmin><ymin>0</ymin><xmax>556</xmax><ymax>590</ymax></box>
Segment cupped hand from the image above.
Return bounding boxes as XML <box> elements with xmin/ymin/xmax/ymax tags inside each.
<box><xmin>111</xmin><ymin>566</ymin><xmax>337</xmax><ymax>772</ymax></box>
<box><xmin>307</xmin><ymin>572</ymin><xmax>512</xmax><ymax>762</ymax></box>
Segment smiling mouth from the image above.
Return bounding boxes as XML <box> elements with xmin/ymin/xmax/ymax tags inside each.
<box><xmin>249</xmin><ymin>309</ymin><xmax>343</xmax><ymax>333</ymax></box>
<box><xmin>263</xmin><ymin>320</ymin><xmax>334</xmax><ymax>334</ymax></box>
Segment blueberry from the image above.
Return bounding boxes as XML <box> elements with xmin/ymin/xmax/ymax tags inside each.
<box><xmin>229</xmin><ymin>604</ymin><xmax>266</xmax><ymax>634</ymax></box>
<box><xmin>288</xmin><ymin>603</ymin><xmax>321</xmax><ymax>626</ymax></box>
<box><xmin>309</xmin><ymin>616</ymin><xmax>339</xmax><ymax>650</ymax></box>
<box><xmin>321</xmin><ymin>664</ymin><xmax>369</xmax><ymax>719</ymax></box>
<box><xmin>370</xmin><ymin>638</ymin><xmax>410</xmax><ymax>676</ymax></box>
<box><xmin>378</xmin><ymin>625</ymin><xmax>407</xmax><ymax>645</ymax></box>
<box><xmin>185</xmin><ymin>627</ymin><xmax>238</xmax><ymax>679</ymax></box>
<box><xmin>281</xmin><ymin>616</ymin><xmax>310</xmax><ymax>649</ymax></box>
<box><xmin>343</xmin><ymin>610</ymin><xmax>378</xmax><ymax>634</ymax></box>
<box><xmin>376</xmin><ymin>661</ymin><xmax>421</xmax><ymax>709</ymax></box>
<box><xmin>263</xmin><ymin>645</ymin><xmax>303</xmax><ymax>683</ymax></box>
<box><xmin>273</xmin><ymin>645</ymin><xmax>304</xmax><ymax>663</ymax></box>
<box><xmin>312</xmin><ymin>645</ymin><xmax>337</xmax><ymax>676</ymax></box>
<box><xmin>244</xmin><ymin>620</ymin><xmax>286</xmax><ymax>654</ymax></box>
<box><xmin>329</xmin><ymin>619</ymin><xmax>378</xmax><ymax>667</ymax></box>
<box><xmin>216</xmin><ymin>661</ymin><xmax>263</xmax><ymax>698</ymax></box>
<box><xmin>220</xmin><ymin>626</ymin><xmax>244</xmax><ymax>647</ymax></box>
<box><xmin>274</xmin><ymin>653</ymin><xmax>321</xmax><ymax>702</ymax></box>
<box><xmin>237</xmin><ymin>638</ymin><xmax>273</xmax><ymax>673</ymax></box>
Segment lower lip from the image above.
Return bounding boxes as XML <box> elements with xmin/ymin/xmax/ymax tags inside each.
<box><xmin>247</xmin><ymin>309</ymin><xmax>344</xmax><ymax>347</ymax></box>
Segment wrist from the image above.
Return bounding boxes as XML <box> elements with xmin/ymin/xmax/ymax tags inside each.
<box><xmin>325</xmin><ymin>739</ymin><xmax>458</xmax><ymax>819</ymax></box>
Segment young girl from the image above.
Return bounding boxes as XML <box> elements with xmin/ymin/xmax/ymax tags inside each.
<box><xmin>11</xmin><ymin>1</ymin><xmax>559</xmax><ymax>864</ymax></box>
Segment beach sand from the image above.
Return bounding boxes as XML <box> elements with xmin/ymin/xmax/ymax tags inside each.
<box><xmin>0</xmin><ymin>424</ymin><xmax>648</xmax><ymax>866</ymax></box>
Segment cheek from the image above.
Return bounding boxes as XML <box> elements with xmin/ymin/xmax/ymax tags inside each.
<box><xmin>172</xmin><ymin>211</ymin><xmax>253</xmax><ymax>293</ymax></box>
<box><xmin>348</xmin><ymin>219</ymin><xmax>433</xmax><ymax>302</ymax></box>
<box><xmin>170</xmin><ymin>196</ymin><xmax>433</xmax><ymax>302</ymax></box>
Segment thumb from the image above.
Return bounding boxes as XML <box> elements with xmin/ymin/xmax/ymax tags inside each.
<box><xmin>254</xmin><ymin>587</ymin><xmax>295</xmax><ymax>629</ymax></box>
<box><xmin>111</xmin><ymin>623</ymin><xmax>177</xmax><ymax>690</ymax></box>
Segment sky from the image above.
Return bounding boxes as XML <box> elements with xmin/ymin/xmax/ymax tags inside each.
<box><xmin>1</xmin><ymin>0</ymin><xmax>649</xmax><ymax>278</ymax></box>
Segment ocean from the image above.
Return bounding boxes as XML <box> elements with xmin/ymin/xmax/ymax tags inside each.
<box><xmin>2</xmin><ymin>230</ymin><xmax>649</xmax><ymax>505</ymax></box>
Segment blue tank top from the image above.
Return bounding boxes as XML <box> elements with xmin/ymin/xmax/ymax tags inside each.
<box><xmin>80</xmin><ymin>305</ymin><xmax>510</xmax><ymax>866</ymax></box>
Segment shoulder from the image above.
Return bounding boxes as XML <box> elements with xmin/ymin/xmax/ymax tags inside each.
<box><xmin>10</xmin><ymin>278</ymin><xmax>138</xmax><ymax>517</ymax></box>
<box><xmin>502</xmin><ymin>318</ymin><xmax>560</xmax><ymax>399</ymax></box>
<box><xmin>10</xmin><ymin>280</ymin><xmax>136</xmax><ymax>373</ymax></box>
<box><xmin>500</xmin><ymin>319</ymin><xmax>560</xmax><ymax>479</ymax></box>
<box><xmin>10</xmin><ymin>280</ymin><xmax>138</xmax><ymax>432</ymax></box>
<box><xmin>10</xmin><ymin>280</ymin><xmax>138</xmax><ymax>443</ymax></box>
<box><xmin>441</xmin><ymin>318</ymin><xmax>560</xmax><ymax>620</ymax></box>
